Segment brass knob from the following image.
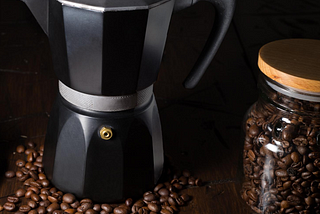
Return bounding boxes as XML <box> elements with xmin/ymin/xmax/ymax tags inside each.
<box><xmin>99</xmin><ymin>127</ymin><xmax>113</xmax><ymax>140</ymax></box>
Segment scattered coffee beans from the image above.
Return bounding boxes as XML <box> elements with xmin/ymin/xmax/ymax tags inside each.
<box><xmin>16</xmin><ymin>145</ymin><xmax>25</xmax><ymax>154</ymax></box>
<box><xmin>3</xmin><ymin>202</ymin><xmax>15</xmax><ymax>211</ymax></box>
<box><xmin>5</xmin><ymin>171</ymin><xmax>15</xmax><ymax>178</ymax></box>
<box><xmin>241</xmin><ymin>88</ymin><xmax>320</xmax><ymax>213</ymax></box>
<box><xmin>1</xmin><ymin>144</ymin><xmax>203</xmax><ymax>214</ymax></box>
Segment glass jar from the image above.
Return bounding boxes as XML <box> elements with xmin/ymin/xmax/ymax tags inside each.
<box><xmin>240</xmin><ymin>39</ymin><xmax>320</xmax><ymax>214</ymax></box>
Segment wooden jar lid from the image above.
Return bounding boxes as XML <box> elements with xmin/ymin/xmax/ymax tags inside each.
<box><xmin>258</xmin><ymin>39</ymin><xmax>320</xmax><ymax>93</ymax></box>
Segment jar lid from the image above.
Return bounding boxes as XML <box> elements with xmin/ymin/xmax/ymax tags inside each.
<box><xmin>258</xmin><ymin>39</ymin><xmax>320</xmax><ymax>93</ymax></box>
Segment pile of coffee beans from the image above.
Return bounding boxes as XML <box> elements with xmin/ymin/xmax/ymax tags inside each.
<box><xmin>241</xmin><ymin>88</ymin><xmax>320</xmax><ymax>214</ymax></box>
<box><xmin>1</xmin><ymin>142</ymin><xmax>202</xmax><ymax>214</ymax></box>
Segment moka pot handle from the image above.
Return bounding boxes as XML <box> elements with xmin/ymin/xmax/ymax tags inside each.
<box><xmin>174</xmin><ymin>0</ymin><xmax>236</xmax><ymax>89</ymax></box>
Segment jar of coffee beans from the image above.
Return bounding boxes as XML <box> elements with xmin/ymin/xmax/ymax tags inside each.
<box><xmin>240</xmin><ymin>39</ymin><xmax>320</xmax><ymax>214</ymax></box>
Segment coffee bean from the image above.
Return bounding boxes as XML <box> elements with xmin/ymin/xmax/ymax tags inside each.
<box><xmin>47</xmin><ymin>203</ymin><xmax>60</xmax><ymax>213</ymax></box>
<box><xmin>48</xmin><ymin>196</ymin><xmax>58</xmax><ymax>203</ymax></box>
<box><xmin>33</xmin><ymin>162</ymin><xmax>43</xmax><ymax>168</ymax></box>
<box><xmin>19</xmin><ymin>205</ymin><xmax>31</xmax><ymax>213</ymax></box>
<box><xmin>39</xmin><ymin>200</ymin><xmax>51</xmax><ymax>208</ymax></box>
<box><xmin>18</xmin><ymin>174</ymin><xmax>30</xmax><ymax>182</ymax></box>
<box><xmin>3</xmin><ymin>202</ymin><xmax>16</xmax><ymax>211</ymax></box>
<box><xmin>179</xmin><ymin>176</ymin><xmax>188</xmax><ymax>185</ymax></box>
<box><xmin>39</xmin><ymin>194</ymin><xmax>47</xmax><ymax>201</ymax></box>
<box><xmin>60</xmin><ymin>203</ymin><xmax>70</xmax><ymax>210</ymax></box>
<box><xmin>175</xmin><ymin>197</ymin><xmax>185</xmax><ymax>206</ymax></box>
<box><xmin>5</xmin><ymin>170</ymin><xmax>16</xmax><ymax>178</ymax></box>
<box><xmin>28</xmin><ymin>209</ymin><xmax>38</xmax><ymax>214</ymax></box>
<box><xmin>143</xmin><ymin>193</ymin><xmax>156</xmax><ymax>202</ymax></box>
<box><xmin>160</xmin><ymin>208</ymin><xmax>172</xmax><ymax>214</ymax></box>
<box><xmin>25</xmin><ymin>190</ymin><xmax>33</xmax><ymax>199</ymax></box>
<box><xmin>158</xmin><ymin>188</ymin><xmax>169</xmax><ymax>196</ymax></box>
<box><xmin>25</xmin><ymin>149</ymin><xmax>35</xmax><ymax>155</ymax></box>
<box><xmin>301</xmin><ymin>171</ymin><xmax>313</xmax><ymax>180</ymax></box>
<box><xmin>291</xmin><ymin>152</ymin><xmax>301</xmax><ymax>163</ymax></box>
<box><xmin>248</xmin><ymin>150</ymin><xmax>256</xmax><ymax>162</ymax></box>
<box><xmin>287</xmin><ymin>194</ymin><xmax>301</xmax><ymax>206</ymax></box>
<box><xmin>39</xmin><ymin>144</ymin><xmax>44</xmax><ymax>152</ymax></box>
<box><xmin>188</xmin><ymin>176</ymin><xmax>196</xmax><ymax>186</ymax></box>
<box><xmin>309</xmin><ymin>152</ymin><xmax>320</xmax><ymax>159</ymax></box>
<box><xmin>125</xmin><ymin>198</ymin><xmax>133</xmax><ymax>207</ymax></box>
<box><xmin>113</xmin><ymin>207</ymin><xmax>129</xmax><ymax>214</ymax></box>
<box><xmin>248</xmin><ymin>124</ymin><xmax>260</xmax><ymax>137</ymax></box>
<box><xmin>85</xmin><ymin>209</ymin><xmax>96</xmax><ymax>214</ymax></box>
<box><xmin>37</xmin><ymin>206</ymin><xmax>46</xmax><ymax>214</ymax></box>
<box><xmin>30</xmin><ymin>181</ymin><xmax>41</xmax><ymax>188</ymax></box>
<box><xmin>305</xmin><ymin>196</ymin><xmax>315</xmax><ymax>206</ymax></box>
<box><xmin>77</xmin><ymin>203</ymin><xmax>92</xmax><ymax>212</ymax></box>
<box><xmin>16</xmin><ymin>170</ymin><xmax>24</xmax><ymax>178</ymax></box>
<box><xmin>275</xmin><ymin>169</ymin><xmax>288</xmax><ymax>177</ymax></box>
<box><xmin>49</xmin><ymin>187</ymin><xmax>57</xmax><ymax>194</ymax></box>
<box><xmin>101</xmin><ymin>204</ymin><xmax>113</xmax><ymax>212</ymax></box>
<box><xmin>28</xmin><ymin>200</ymin><xmax>38</xmax><ymax>209</ymax></box>
<box><xmin>70</xmin><ymin>201</ymin><xmax>80</xmax><ymax>209</ymax></box>
<box><xmin>31</xmin><ymin>193</ymin><xmax>41</xmax><ymax>202</ymax></box>
<box><xmin>25</xmin><ymin>163</ymin><xmax>33</xmax><ymax>169</ymax></box>
<box><xmin>29</xmin><ymin>171</ymin><xmax>39</xmax><ymax>180</ymax></box>
<box><xmin>280</xmin><ymin>200</ymin><xmax>290</xmax><ymax>209</ymax></box>
<box><xmin>23</xmin><ymin>178</ymin><xmax>34</xmax><ymax>186</ymax></box>
<box><xmin>27</xmin><ymin>153</ymin><xmax>34</xmax><ymax>162</ymax></box>
<box><xmin>148</xmin><ymin>203</ymin><xmax>160</xmax><ymax>212</ymax></box>
<box><xmin>92</xmin><ymin>204</ymin><xmax>100</xmax><ymax>212</ymax></box>
<box><xmin>21</xmin><ymin>167</ymin><xmax>29</xmax><ymax>175</ymax></box>
<box><xmin>36</xmin><ymin>156</ymin><xmax>43</xmax><ymax>163</ymax></box>
<box><xmin>172</xmin><ymin>182</ymin><xmax>183</xmax><ymax>190</ymax></box>
<box><xmin>195</xmin><ymin>178</ymin><xmax>202</xmax><ymax>186</ymax></box>
<box><xmin>159</xmin><ymin>195</ymin><xmax>169</xmax><ymax>203</ymax></box>
<box><xmin>297</xmin><ymin>146</ymin><xmax>309</xmax><ymax>155</ymax></box>
<box><xmin>40</xmin><ymin>179</ymin><xmax>50</xmax><ymax>187</ymax></box>
<box><xmin>282</xmin><ymin>124</ymin><xmax>296</xmax><ymax>141</ymax></box>
<box><xmin>16</xmin><ymin>145</ymin><xmax>26</xmax><ymax>153</ymax></box>
<box><xmin>170</xmin><ymin>192</ymin><xmax>179</xmax><ymax>199</ymax></box>
<box><xmin>180</xmin><ymin>194</ymin><xmax>191</xmax><ymax>202</ymax></box>
<box><xmin>168</xmin><ymin>197</ymin><xmax>177</xmax><ymax>206</ymax></box>
<box><xmin>52</xmin><ymin>210</ymin><xmax>64</xmax><ymax>214</ymax></box>
<box><xmin>281</xmin><ymin>154</ymin><xmax>293</xmax><ymax>166</ymax></box>
<box><xmin>38</xmin><ymin>173</ymin><xmax>46</xmax><ymax>180</ymax></box>
<box><xmin>51</xmin><ymin>193</ymin><xmax>61</xmax><ymax>201</ymax></box>
<box><xmin>79</xmin><ymin>199</ymin><xmax>92</xmax><ymax>204</ymax></box>
<box><xmin>306</xmin><ymin>162</ymin><xmax>316</xmax><ymax>172</ymax></box>
<box><xmin>7</xmin><ymin>196</ymin><xmax>19</xmax><ymax>203</ymax></box>
<box><xmin>154</xmin><ymin>183</ymin><xmax>164</xmax><ymax>192</ymax></box>
<box><xmin>64</xmin><ymin>208</ymin><xmax>76</xmax><ymax>214</ymax></box>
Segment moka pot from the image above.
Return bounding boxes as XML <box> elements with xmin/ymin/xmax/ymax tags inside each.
<box><xmin>21</xmin><ymin>0</ymin><xmax>236</xmax><ymax>202</ymax></box>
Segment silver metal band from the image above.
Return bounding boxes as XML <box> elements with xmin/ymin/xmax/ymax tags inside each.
<box><xmin>59</xmin><ymin>81</ymin><xmax>153</xmax><ymax>112</ymax></box>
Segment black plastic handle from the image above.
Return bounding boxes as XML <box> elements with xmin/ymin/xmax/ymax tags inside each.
<box><xmin>174</xmin><ymin>0</ymin><xmax>236</xmax><ymax>89</ymax></box>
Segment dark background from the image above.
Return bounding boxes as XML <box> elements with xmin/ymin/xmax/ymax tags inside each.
<box><xmin>0</xmin><ymin>0</ymin><xmax>320</xmax><ymax>213</ymax></box>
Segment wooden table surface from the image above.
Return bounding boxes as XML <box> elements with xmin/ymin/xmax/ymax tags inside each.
<box><xmin>1</xmin><ymin>0</ymin><xmax>320</xmax><ymax>213</ymax></box>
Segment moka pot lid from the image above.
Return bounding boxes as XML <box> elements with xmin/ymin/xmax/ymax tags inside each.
<box><xmin>58</xmin><ymin>0</ymin><xmax>172</xmax><ymax>11</ymax></box>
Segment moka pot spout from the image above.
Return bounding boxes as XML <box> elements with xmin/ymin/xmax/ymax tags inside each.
<box><xmin>22</xmin><ymin>0</ymin><xmax>49</xmax><ymax>35</ymax></box>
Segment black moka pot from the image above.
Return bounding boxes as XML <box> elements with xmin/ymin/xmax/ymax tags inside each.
<box><xmin>21</xmin><ymin>0</ymin><xmax>235</xmax><ymax>202</ymax></box>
